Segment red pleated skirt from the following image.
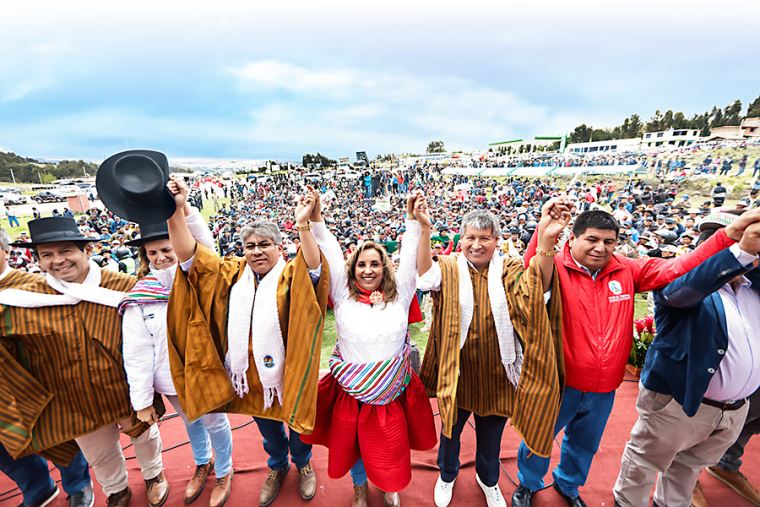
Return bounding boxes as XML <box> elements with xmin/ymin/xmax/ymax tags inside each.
<box><xmin>300</xmin><ymin>371</ymin><xmax>437</xmax><ymax>492</ymax></box>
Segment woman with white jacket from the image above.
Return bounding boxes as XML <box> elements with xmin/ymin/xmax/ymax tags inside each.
<box><xmin>120</xmin><ymin>203</ymin><xmax>234</xmax><ymax>507</ymax></box>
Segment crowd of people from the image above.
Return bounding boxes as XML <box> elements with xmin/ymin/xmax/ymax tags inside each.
<box><xmin>1</xmin><ymin>146</ymin><xmax>760</xmax><ymax>507</ymax></box>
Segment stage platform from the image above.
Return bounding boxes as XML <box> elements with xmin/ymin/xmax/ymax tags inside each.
<box><xmin>2</xmin><ymin>375</ymin><xmax>758</xmax><ymax>506</ymax></box>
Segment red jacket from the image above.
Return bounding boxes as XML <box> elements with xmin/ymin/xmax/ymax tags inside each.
<box><xmin>525</xmin><ymin>229</ymin><xmax>735</xmax><ymax>392</ymax></box>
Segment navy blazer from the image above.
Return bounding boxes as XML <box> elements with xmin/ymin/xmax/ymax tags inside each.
<box><xmin>642</xmin><ymin>247</ymin><xmax>760</xmax><ymax>416</ymax></box>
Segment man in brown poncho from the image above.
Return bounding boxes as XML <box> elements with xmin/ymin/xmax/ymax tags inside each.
<box><xmin>165</xmin><ymin>179</ymin><xmax>329</xmax><ymax>507</ymax></box>
<box><xmin>0</xmin><ymin>217</ymin><xmax>166</xmax><ymax>507</ymax></box>
<box><xmin>416</xmin><ymin>200</ymin><xmax>567</xmax><ymax>507</ymax></box>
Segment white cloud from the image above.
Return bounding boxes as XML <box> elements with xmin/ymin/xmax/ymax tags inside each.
<box><xmin>229</xmin><ymin>59</ymin><xmax>606</xmax><ymax>155</ymax></box>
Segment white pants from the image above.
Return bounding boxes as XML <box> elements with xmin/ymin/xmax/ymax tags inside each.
<box><xmin>75</xmin><ymin>418</ymin><xmax>163</xmax><ymax>496</ymax></box>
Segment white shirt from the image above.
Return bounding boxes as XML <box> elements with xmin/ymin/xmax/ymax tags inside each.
<box><xmin>122</xmin><ymin>207</ymin><xmax>216</xmax><ymax>410</ymax></box>
<box><xmin>703</xmin><ymin>244</ymin><xmax>760</xmax><ymax>402</ymax></box>
<box><xmin>311</xmin><ymin>220</ymin><xmax>420</xmax><ymax>364</ymax></box>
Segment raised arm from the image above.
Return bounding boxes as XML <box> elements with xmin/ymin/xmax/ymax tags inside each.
<box><xmin>294</xmin><ymin>187</ymin><xmax>320</xmax><ymax>270</ymax></box>
<box><xmin>166</xmin><ymin>176</ymin><xmax>196</xmax><ymax>263</ymax></box>
<box><xmin>184</xmin><ymin>203</ymin><xmax>216</xmax><ymax>253</ymax></box>
<box><xmin>415</xmin><ymin>193</ymin><xmax>433</xmax><ymax>277</ymax></box>
<box><xmin>309</xmin><ymin>191</ymin><xmax>349</xmax><ymax>303</ymax></box>
<box><xmin>534</xmin><ymin>197</ymin><xmax>573</xmax><ymax>291</ymax></box>
<box><xmin>656</xmin><ymin>222</ymin><xmax>760</xmax><ymax>308</ymax></box>
<box><xmin>396</xmin><ymin>193</ymin><xmax>424</xmax><ymax>305</ymax></box>
<box><xmin>631</xmin><ymin>209</ymin><xmax>760</xmax><ymax>292</ymax></box>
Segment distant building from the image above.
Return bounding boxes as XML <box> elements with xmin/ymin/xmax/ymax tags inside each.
<box><xmin>488</xmin><ymin>136</ymin><xmax>562</xmax><ymax>154</ymax></box>
<box><xmin>642</xmin><ymin>128</ymin><xmax>701</xmax><ymax>149</ymax></box>
<box><xmin>566</xmin><ymin>137</ymin><xmax>641</xmax><ymax>155</ymax></box>
<box><xmin>703</xmin><ymin>125</ymin><xmax>745</xmax><ymax>142</ymax></box>
<box><xmin>741</xmin><ymin>117</ymin><xmax>760</xmax><ymax>138</ymax></box>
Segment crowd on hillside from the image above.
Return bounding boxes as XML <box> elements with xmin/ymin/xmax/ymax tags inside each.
<box><xmin>6</xmin><ymin>162</ymin><xmax>760</xmax><ymax>276</ymax></box>
<box><xmin>5</xmin><ymin>144</ymin><xmax>760</xmax><ymax>507</ymax></box>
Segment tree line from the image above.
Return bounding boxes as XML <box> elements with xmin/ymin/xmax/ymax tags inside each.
<box><xmin>569</xmin><ymin>95</ymin><xmax>760</xmax><ymax>143</ymax></box>
<box><xmin>0</xmin><ymin>152</ymin><xmax>99</xmax><ymax>184</ymax></box>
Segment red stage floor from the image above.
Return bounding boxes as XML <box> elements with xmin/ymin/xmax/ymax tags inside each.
<box><xmin>2</xmin><ymin>375</ymin><xmax>758</xmax><ymax>506</ymax></box>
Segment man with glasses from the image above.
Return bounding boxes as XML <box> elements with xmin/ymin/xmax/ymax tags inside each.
<box><xmin>166</xmin><ymin>179</ymin><xmax>330</xmax><ymax>507</ymax></box>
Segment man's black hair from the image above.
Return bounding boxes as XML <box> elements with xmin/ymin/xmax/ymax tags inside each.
<box><xmin>572</xmin><ymin>210</ymin><xmax>620</xmax><ymax>238</ymax></box>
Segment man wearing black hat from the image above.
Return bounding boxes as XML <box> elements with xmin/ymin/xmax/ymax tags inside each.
<box><xmin>0</xmin><ymin>215</ymin><xmax>167</xmax><ymax>507</ymax></box>
<box><xmin>0</xmin><ymin>227</ymin><xmax>96</xmax><ymax>507</ymax></box>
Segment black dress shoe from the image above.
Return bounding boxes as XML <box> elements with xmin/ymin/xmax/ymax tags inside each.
<box><xmin>511</xmin><ymin>485</ymin><xmax>533</xmax><ymax>507</ymax></box>
<box><xmin>552</xmin><ymin>482</ymin><xmax>587</xmax><ymax>507</ymax></box>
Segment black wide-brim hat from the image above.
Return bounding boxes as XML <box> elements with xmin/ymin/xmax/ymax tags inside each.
<box><xmin>11</xmin><ymin>217</ymin><xmax>95</xmax><ymax>247</ymax></box>
<box><xmin>126</xmin><ymin>221</ymin><xmax>169</xmax><ymax>246</ymax></box>
<box><xmin>97</xmin><ymin>150</ymin><xmax>176</xmax><ymax>225</ymax></box>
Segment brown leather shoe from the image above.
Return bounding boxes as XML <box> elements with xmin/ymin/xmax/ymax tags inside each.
<box><xmin>690</xmin><ymin>480</ymin><xmax>709</xmax><ymax>507</ymax></box>
<box><xmin>106</xmin><ymin>487</ymin><xmax>132</xmax><ymax>507</ymax></box>
<box><xmin>209</xmin><ymin>469</ymin><xmax>233</xmax><ymax>507</ymax></box>
<box><xmin>146</xmin><ymin>470</ymin><xmax>170</xmax><ymax>507</ymax></box>
<box><xmin>298</xmin><ymin>462</ymin><xmax>317</xmax><ymax>501</ymax></box>
<box><xmin>707</xmin><ymin>466</ymin><xmax>760</xmax><ymax>506</ymax></box>
<box><xmin>352</xmin><ymin>485</ymin><xmax>368</xmax><ymax>507</ymax></box>
<box><xmin>259</xmin><ymin>468</ymin><xmax>288</xmax><ymax>506</ymax></box>
<box><xmin>382</xmin><ymin>491</ymin><xmax>400</xmax><ymax>507</ymax></box>
<box><xmin>185</xmin><ymin>460</ymin><xmax>214</xmax><ymax>504</ymax></box>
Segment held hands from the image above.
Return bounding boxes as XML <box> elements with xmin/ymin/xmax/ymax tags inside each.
<box><xmin>309</xmin><ymin>187</ymin><xmax>323</xmax><ymax>222</ymax></box>
<box><xmin>725</xmin><ymin>208</ymin><xmax>760</xmax><ymax>241</ymax></box>
<box><xmin>295</xmin><ymin>186</ymin><xmax>317</xmax><ymax>225</ymax></box>
<box><xmin>538</xmin><ymin>197</ymin><xmax>574</xmax><ymax>242</ymax></box>
<box><xmin>413</xmin><ymin>193</ymin><xmax>431</xmax><ymax>228</ymax></box>
<box><xmin>738</xmin><ymin>221</ymin><xmax>760</xmax><ymax>256</ymax></box>
<box><xmin>136</xmin><ymin>406</ymin><xmax>158</xmax><ymax>425</ymax></box>
<box><xmin>167</xmin><ymin>175</ymin><xmax>189</xmax><ymax>210</ymax></box>
<box><xmin>406</xmin><ymin>191</ymin><xmax>421</xmax><ymax>217</ymax></box>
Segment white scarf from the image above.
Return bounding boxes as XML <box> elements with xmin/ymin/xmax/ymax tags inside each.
<box><xmin>0</xmin><ymin>261</ymin><xmax>126</xmax><ymax>308</ymax></box>
<box><xmin>457</xmin><ymin>252</ymin><xmax>523</xmax><ymax>388</ymax></box>
<box><xmin>226</xmin><ymin>258</ymin><xmax>287</xmax><ymax>408</ymax></box>
<box><xmin>150</xmin><ymin>263</ymin><xmax>176</xmax><ymax>289</ymax></box>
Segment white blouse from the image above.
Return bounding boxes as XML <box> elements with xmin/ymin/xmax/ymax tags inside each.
<box><xmin>311</xmin><ymin>220</ymin><xmax>420</xmax><ymax>364</ymax></box>
<box><xmin>122</xmin><ymin>207</ymin><xmax>216</xmax><ymax>411</ymax></box>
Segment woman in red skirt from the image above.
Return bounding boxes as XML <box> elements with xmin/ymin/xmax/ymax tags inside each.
<box><xmin>302</xmin><ymin>192</ymin><xmax>436</xmax><ymax>506</ymax></box>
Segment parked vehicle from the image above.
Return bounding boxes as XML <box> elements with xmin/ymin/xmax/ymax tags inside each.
<box><xmin>33</xmin><ymin>190</ymin><xmax>66</xmax><ymax>203</ymax></box>
<box><xmin>0</xmin><ymin>193</ymin><xmax>28</xmax><ymax>205</ymax></box>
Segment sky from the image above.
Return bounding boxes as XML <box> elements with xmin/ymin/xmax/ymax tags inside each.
<box><xmin>1</xmin><ymin>0</ymin><xmax>759</xmax><ymax>162</ymax></box>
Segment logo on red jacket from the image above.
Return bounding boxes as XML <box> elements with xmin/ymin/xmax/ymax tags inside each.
<box><xmin>607</xmin><ymin>280</ymin><xmax>630</xmax><ymax>303</ymax></box>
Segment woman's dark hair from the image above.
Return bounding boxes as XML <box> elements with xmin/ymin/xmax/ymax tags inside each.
<box><xmin>572</xmin><ymin>210</ymin><xmax>620</xmax><ymax>238</ymax></box>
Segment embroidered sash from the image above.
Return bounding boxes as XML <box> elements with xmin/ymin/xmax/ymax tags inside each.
<box><xmin>329</xmin><ymin>337</ymin><xmax>411</xmax><ymax>405</ymax></box>
<box><xmin>118</xmin><ymin>275</ymin><xmax>171</xmax><ymax>315</ymax></box>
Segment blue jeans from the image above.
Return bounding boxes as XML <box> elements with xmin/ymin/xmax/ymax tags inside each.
<box><xmin>350</xmin><ymin>458</ymin><xmax>368</xmax><ymax>486</ymax></box>
<box><xmin>254</xmin><ymin>417</ymin><xmax>312</xmax><ymax>471</ymax></box>
<box><xmin>437</xmin><ymin>407</ymin><xmax>508</xmax><ymax>487</ymax></box>
<box><xmin>518</xmin><ymin>387</ymin><xmax>615</xmax><ymax>498</ymax></box>
<box><xmin>0</xmin><ymin>444</ymin><xmax>90</xmax><ymax>505</ymax></box>
<box><xmin>168</xmin><ymin>395</ymin><xmax>233</xmax><ymax>477</ymax></box>
<box><xmin>7</xmin><ymin>215</ymin><xmax>19</xmax><ymax>227</ymax></box>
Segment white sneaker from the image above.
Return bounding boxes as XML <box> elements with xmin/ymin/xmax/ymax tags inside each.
<box><xmin>475</xmin><ymin>473</ymin><xmax>506</xmax><ymax>507</ymax></box>
<box><xmin>434</xmin><ymin>475</ymin><xmax>456</xmax><ymax>507</ymax></box>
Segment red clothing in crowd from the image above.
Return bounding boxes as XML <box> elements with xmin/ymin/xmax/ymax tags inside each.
<box><xmin>524</xmin><ymin>228</ymin><xmax>735</xmax><ymax>393</ymax></box>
